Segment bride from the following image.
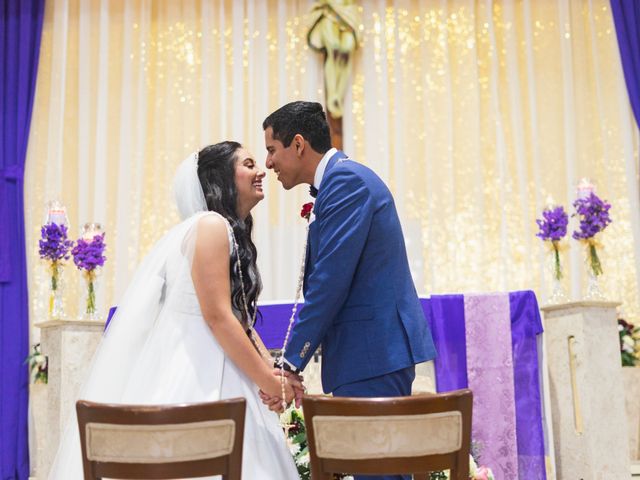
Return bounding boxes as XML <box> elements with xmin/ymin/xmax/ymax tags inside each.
<box><xmin>48</xmin><ymin>141</ymin><xmax>299</xmax><ymax>479</ymax></box>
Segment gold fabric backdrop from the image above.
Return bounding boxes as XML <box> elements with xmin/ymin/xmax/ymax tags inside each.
<box><xmin>25</xmin><ymin>0</ymin><xmax>640</xmax><ymax>328</ymax></box>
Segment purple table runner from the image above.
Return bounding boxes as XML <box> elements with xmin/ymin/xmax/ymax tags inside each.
<box><xmin>427</xmin><ymin>290</ymin><xmax>546</xmax><ymax>480</ymax></box>
<box><xmin>509</xmin><ymin>291</ymin><xmax>546</xmax><ymax>479</ymax></box>
<box><xmin>464</xmin><ymin>293</ymin><xmax>518</xmax><ymax>478</ymax></box>
<box><xmin>427</xmin><ymin>294</ymin><xmax>467</xmax><ymax>391</ymax></box>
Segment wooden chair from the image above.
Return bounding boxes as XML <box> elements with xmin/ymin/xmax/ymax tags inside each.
<box><xmin>302</xmin><ymin>389</ymin><xmax>472</xmax><ymax>480</ymax></box>
<box><xmin>76</xmin><ymin>398</ymin><xmax>246</xmax><ymax>480</ymax></box>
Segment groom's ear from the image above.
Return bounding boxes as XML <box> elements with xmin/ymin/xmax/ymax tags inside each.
<box><xmin>293</xmin><ymin>133</ymin><xmax>305</xmax><ymax>157</ymax></box>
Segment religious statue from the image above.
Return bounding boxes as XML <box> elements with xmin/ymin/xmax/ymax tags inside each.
<box><xmin>307</xmin><ymin>0</ymin><xmax>361</xmax><ymax>119</ymax></box>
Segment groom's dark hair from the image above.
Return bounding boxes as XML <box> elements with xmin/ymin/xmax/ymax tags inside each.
<box><xmin>262</xmin><ymin>101</ymin><xmax>332</xmax><ymax>153</ymax></box>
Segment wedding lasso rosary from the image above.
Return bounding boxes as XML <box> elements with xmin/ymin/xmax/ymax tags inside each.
<box><xmin>230</xmin><ymin>220</ymin><xmax>309</xmax><ymax>410</ymax></box>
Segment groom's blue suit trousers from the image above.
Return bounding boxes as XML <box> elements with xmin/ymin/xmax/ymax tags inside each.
<box><xmin>332</xmin><ymin>366</ymin><xmax>415</xmax><ymax>480</ymax></box>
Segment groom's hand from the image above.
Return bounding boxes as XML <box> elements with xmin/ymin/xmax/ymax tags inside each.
<box><xmin>271</xmin><ymin>368</ymin><xmax>305</xmax><ymax>408</ymax></box>
<box><xmin>259</xmin><ymin>370</ymin><xmax>305</xmax><ymax>411</ymax></box>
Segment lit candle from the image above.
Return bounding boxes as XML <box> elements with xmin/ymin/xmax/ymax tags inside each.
<box><xmin>81</xmin><ymin>222</ymin><xmax>103</xmax><ymax>240</ymax></box>
<box><xmin>45</xmin><ymin>200</ymin><xmax>69</xmax><ymax>226</ymax></box>
<box><xmin>576</xmin><ymin>178</ymin><xmax>594</xmax><ymax>199</ymax></box>
<box><xmin>545</xmin><ymin>195</ymin><xmax>555</xmax><ymax>209</ymax></box>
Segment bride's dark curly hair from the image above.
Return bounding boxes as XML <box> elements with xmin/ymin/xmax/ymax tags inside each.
<box><xmin>197</xmin><ymin>141</ymin><xmax>262</xmax><ymax>326</ymax></box>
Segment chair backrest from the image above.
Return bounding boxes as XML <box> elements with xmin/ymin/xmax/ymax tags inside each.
<box><xmin>76</xmin><ymin>398</ymin><xmax>246</xmax><ymax>480</ymax></box>
<box><xmin>302</xmin><ymin>389</ymin><xmax>472</xmax><ymax>480</ymax></box>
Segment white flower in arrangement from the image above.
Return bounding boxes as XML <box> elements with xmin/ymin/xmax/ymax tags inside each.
<box><xmin>287</xmin><ymin>440</ymin><xmax>301</xmax><ymax>456</ymax></box>
<box><xmin>298</xmin><ymin>451</ymin><xmax>310</xmax><ymax>466</ymax></box>
<box><xmin>26</xmin><ymin>343</ymin><xmax>48</xmax><ymax>384</ymax></box>
<box><xmin>33</xmin><ymin>353</ymin><xmax>46</xmax><ymax>368</ymax></box>
<box><xmin>469</xmin><ymin>455</ymin><xmax>478</xmax><ymax>476</ymax></box>
<box><xmin>623</xmin><ymin>335</ymin><xmax>636</xmax><ymax>351</ymax></box>
<box><xmin>280</xmin><ymin>408</ymin><xmax>293</xmax><ymax>425</ymax></box>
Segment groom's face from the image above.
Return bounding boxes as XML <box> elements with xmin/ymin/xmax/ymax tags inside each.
<box><xmin>264</xmin><ymin>127</ymin><xmax>303</xmax><ymax>190</ymax></box>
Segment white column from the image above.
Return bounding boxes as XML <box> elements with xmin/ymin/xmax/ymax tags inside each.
<box><xmin>541</xmin><ymin>301</ymin><xmax>630</xmax><ymax>479</ymax></box>
<box><xmin>32</xmin><ymin>320</ymin><xmax>104</xmax><ymax>479</ymax></box>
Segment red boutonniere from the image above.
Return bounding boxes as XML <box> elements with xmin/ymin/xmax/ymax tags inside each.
<box><xmin>300</xmin><ymin>202</ymin><xmax>314</xmax><ymax>221</ymax></box>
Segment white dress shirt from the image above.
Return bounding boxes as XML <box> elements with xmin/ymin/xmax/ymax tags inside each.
<box><xmin>313</xmin><ymin>147</ymin><xmax>337</xmax><ymax>191</ymax></box>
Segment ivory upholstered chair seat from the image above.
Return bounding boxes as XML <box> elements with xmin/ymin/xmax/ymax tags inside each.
<box><xmin>76</xmin><ymin>398</ymin><xmax>246</xmax><ymax>480</ymax></box>
<box><xmin>302</xmin><ymin>389</ymin><xmax>472</xmax><ymax>480</ymax></box>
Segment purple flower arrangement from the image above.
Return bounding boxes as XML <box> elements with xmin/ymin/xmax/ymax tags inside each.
<box><xmin>535</xmin><ymin>187</ymin><xmax>613</xmax><ymax>301</ymax></box>
<box><xmin>72</xmin><ymin>233</ymin><xmax>107</xmax><ymax>317</ymax></box>
<box><xmin>535</xmin><ymin>206</ymin><xmax>569</xmax><ymax>281</ymax></box>
<box><xmin>572</xmin><ymin>192</ymin><xmax>612</xmax><ymax>276</ymax></box>
<box><xmin>38</xmin><ymin>217</ymin><xmax>108</xmax><ymax>318</ymax></box>
<box><xmin>572</xmin><ymin>192</ymin><xmax>612</xmax><ymax>240</ymax></box>
<box><xmin>71</xmin><ymin>233</ymin><xmax>107</xmax><ymax>272</ymax></box>
<box><xmin>38</xmin><ymin>223</ymin><xmax>73</xmax><ymax>263</ymax></box>
<box><xmin>536</xmin><ymin>206</ymin><xmax>569</xmax><ymax>242</ymax></box>
<box><xmin>39</xmin><ymin>223</ymin><xmax>74</xmax><ymax>316</ymax></box>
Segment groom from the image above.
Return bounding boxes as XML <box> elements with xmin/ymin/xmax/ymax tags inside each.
<box><xmin>263</xmin><ymin>101</ymin><xmax>436</xmax><ymax>480</ymax></box>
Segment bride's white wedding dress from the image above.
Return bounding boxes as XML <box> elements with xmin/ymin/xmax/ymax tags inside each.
<box><xmin>48</xmin><ymin>154</ymin><xmax>298</xmax><ymax>479</ymax></box>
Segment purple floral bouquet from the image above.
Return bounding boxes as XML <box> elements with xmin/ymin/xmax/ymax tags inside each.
<box><xmin>71</xmin><ymin>233</ymin><xmax>106</xmax><ymax>317</ymax></box>
<box><xmin>39</xmin><ymin>223</ymin><xmax>73</xmax><ymax>317</ymax></box>
<box><xmin>572</xmin><ymin>192</ymin><xmax>612</xmax><ymax>277</ymax></box>
<box><xmin>39</xmin><ymin>223</ymin><xmax>73</xmax><ymax>263</ymax></box>
<box><xmin>535</xmin><ymin>206</ymin><xmax>569</xmax><ymax>281</ymax></box>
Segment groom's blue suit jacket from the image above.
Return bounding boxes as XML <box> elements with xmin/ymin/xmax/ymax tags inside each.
<box><xmin>284</xmin><ymin>151</ymin><xmax>437</xmax><ymax>393</ymax></box>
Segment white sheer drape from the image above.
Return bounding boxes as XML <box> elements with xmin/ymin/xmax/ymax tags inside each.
<box><xmin>25</xmin><ymin>0</ymin><xmax>640</xmax><ymax>327</ymax></box>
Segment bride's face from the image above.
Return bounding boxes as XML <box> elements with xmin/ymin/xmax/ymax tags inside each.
<box><xmin>234</xmin><ymin>147</ymin><xmax>265</xmax><ymax>215</ymax></box>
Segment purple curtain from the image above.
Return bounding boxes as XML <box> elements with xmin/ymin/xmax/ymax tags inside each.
<box><xmin>610</xmin><ymin>0</ymin><xmax>640</xmax><ymax>127</ymax></box>
<box><xmin>1</xmin><ymin>1</ymin><xmax>46</xmax><ymax>478</ymax></box>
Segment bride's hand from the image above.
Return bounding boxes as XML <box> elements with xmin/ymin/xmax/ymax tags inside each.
<box><xmin>260</xmin><ymin>376</ymin><xmax>296</xmax><ymax>413</ymax></box>
<box><xmin>259</xmin><ymin>390</ymin><xmax>285</xmax><ymax>412</ymax></box>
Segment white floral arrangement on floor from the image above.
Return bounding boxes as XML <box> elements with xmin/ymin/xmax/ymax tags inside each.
<box><xmin>25</xmin><ymin>343</ymin><xmax>47</xmax><ymax>384</ymax></box>
<box><xmin>618</xmin><ymin>317</ymin><xmax>640</xmax><ymax>366</ymax></box>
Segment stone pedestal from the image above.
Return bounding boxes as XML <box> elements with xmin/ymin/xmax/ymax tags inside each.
<box><xmin>33</xmin><ymin>320</ymin><xmax>105</xmax><ymax>479</ymax></box>
<box><xmin>28</xmin><ymin>383</ymin><xmax>47</xmax><ymax>480</ymax></box>
<box><xmin>542</xmin><ymin>301</ymin><xmax>630</xmax><ymax>479</ymax></box>
<box><xmin>623</xmin><ymin>366</ymin><xmax>640</xmax><ymax>461</ymax></box>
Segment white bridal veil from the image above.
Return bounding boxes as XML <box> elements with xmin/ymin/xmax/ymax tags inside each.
<box><xmin>173</xmin><ymin>151</ymin><xmax>208</xmax><ymax>220</ymax></box>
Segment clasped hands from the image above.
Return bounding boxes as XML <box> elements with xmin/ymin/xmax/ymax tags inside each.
<box><xmin>259</xmin><ymin>369</ymin><xmax>305</xmax><ymax>413</ymax></box>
